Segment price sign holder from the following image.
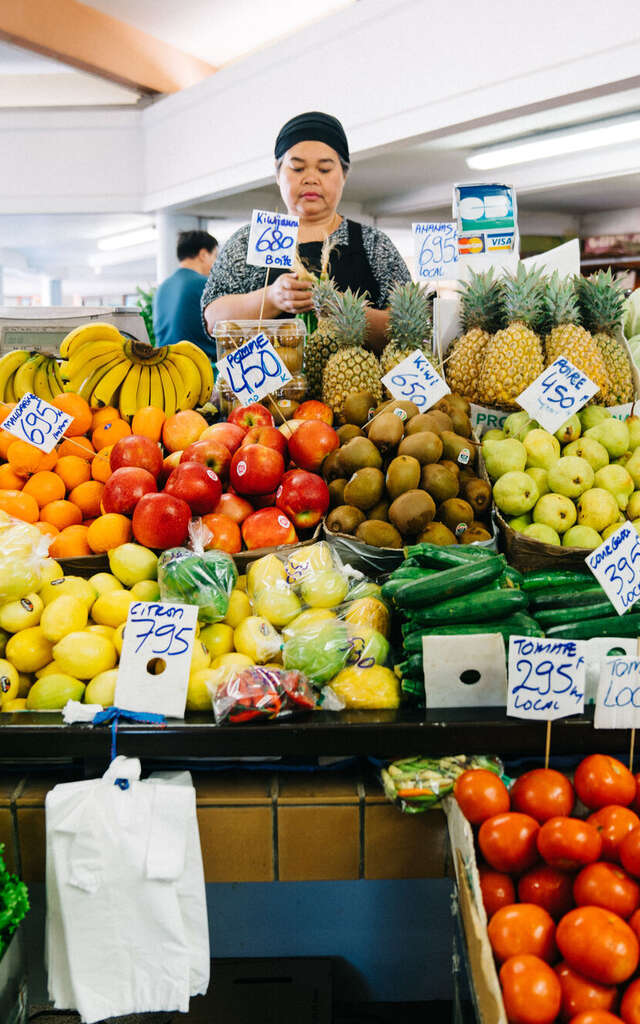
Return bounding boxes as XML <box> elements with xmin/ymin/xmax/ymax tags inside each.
<box><xmin>247</xmin><ymin>210</ymin><xmax>299</xmax><ymax>270</ymax></box>
<box><xmin>586</xmin><ymin>523</ymin><xmax>640</xmax><ymax>616</ymax></box>
<box><xmin>411</xmin><ymin>223</ymin><xmax>458</xmax><ymax>280</ymax></box>
<box><xmin>515</xmin><ymin>358</ymin><xmax>598</xmax><ymax>434</ymax></box>
<box><xmin>0</xmin><ymin>392</ymin><xmax>72</xmax><ymax>453</ymax></box>
<box><xmin>216</xmin><ymin>331</ymin><xmax>292</xmax><ymax>408</ymax></box>
<box><xmin>380</xmin><ymin>349</ymin><xmax>450</xmax><ymax>412</ymax></box>
<box><xmin>114</xmin><ymin>600</ymin><xmax>198</xmax><ymax>719</ymax></box>
<box><xmin>508</xmin><ymin>635</ymin><xmax>586</xmax><ymax>768</ymax></box>
<box><xmin>594</xmin><ymin>642</ymin><xmax>640</xmax><ymax>769</ymax></box>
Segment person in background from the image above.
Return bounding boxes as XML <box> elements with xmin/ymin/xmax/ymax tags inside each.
<box><xmin>153</xmin><ymin>230</ymin><xmax>218</xmax><ymax>354</ymax></box>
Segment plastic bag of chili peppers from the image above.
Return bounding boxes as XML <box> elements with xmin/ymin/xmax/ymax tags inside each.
<box><xmin>213</xmin><ymin>665</ymin><xmax>318</xmax><ymax>724</ymax></box>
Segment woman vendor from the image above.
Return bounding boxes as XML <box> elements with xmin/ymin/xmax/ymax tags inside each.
<box><xmin>202</xmin><ymin>111</ymin><xmax>411</xmax><ymax>352</ymax></box>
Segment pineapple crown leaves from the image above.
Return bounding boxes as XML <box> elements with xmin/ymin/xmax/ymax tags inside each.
<box><xmin>541</xmin><ymin>270</ymin><xmax>582</xmax><ymax>336</ymax></box>
<box><xmin>311</xmin><ymin>276</ymin><xmax>338</xmax><ymax>318</ymax></box>
<box><xmin>458</xmin><ymin>268</ymin><xmax>505</xmax><ymax>334</ymax></box>
<box><xmin>326</xmin><ymin>288</ymin><xmax>369</xmax><ymax>348</ymax></box>
<box><xmin>499</xmin><ymin>263</ymin><xmax>547</xmax><ymax>332</ymax></box>
<box><xmin>575</xmin><ymin>269</ymin><xmax>626</xmax><ymax>336</ymax></box>
<box><xmin>387</xmin><ymin>280</ymin><xmax>432</xmax><ymax>348</ymax></box>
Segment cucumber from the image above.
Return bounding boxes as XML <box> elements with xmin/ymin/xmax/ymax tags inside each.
<box><xmin>403</xmin><ymin>613</ymin><xmax>544</xmax><ymax>652</ymax></box>
<box><xmin>535</xmin><ymin>600</ymin><xmax>615</xmax><ymax>627</ymax></box>
<box><xmin>403</xmin><ymin>543</ymin><xmax>494</xmax><ymax>569</ymax></box>
<box><xmin>545</xmin><ymin>613</ymin><xmax>640</xmax><ymax>640</ymax></box>
<box><xmin>393</xmin><ymin>556</ymin><xmax>503</xmax><ymax>609</ymax></box>
<box><xmin>521</xmin><ymin>570</ymin><xmax>593</xmax><ymax>592</ymax></box>
<box><xmin>404</xmin><ymin>588</ymin><xmax>528</xmax><ymax>626</ymax></box>
<box><xmin>528</xmin><ymin>585</ymin><xmax>607</xmax><ymax>612</ymax></box>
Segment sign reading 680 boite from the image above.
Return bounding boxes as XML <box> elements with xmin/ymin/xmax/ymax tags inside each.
<box><xmin>247</xmin><ymin>210</ymin><xmax>300</xmax><ymax>270</ymax></box>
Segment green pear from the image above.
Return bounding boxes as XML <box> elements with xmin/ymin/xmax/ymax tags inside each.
<box><xmin>527</xmin><ymin>467</ymin><xmax>549</xmax><ymax>497</ymax></box>
<box><xmin>632</xmin><ymin>519</ymin><xmax>640</xmax><ymax>536</ymax></box>
<box><xmin>614</xmin><ymin>453</ymin><xmax>631</xmax><ymax>467</ymax></box>
<box><xmin>579</xmin><ymin>405</ymin><xmax>612</xmax><ymax>430</ymax></box>
<box><xmin>602</xmin><ymin>522</ymin><xmax>622</xmax><ymax>540</ymax></box>
<box><xmin>562</xmin><ymin>525</ymin><xmax>603</xmax><ymax>549</ymax></box>
<box><xmin>508</xmin><ymin>514</ymin><xmax>532</xmax><ymax>532</ymax></box>
<box><xmin>584</xmin><ymin>419</ymin><xmax>630</xmax><ymax>458</ymax></box>
<box><xmin>503</xmin><ymin>411</ymin><xmax>538</xmax><ymax>440</ymax></box>
<box><xmin>564</xmin><ymin>438</ymin><xmax>610</xmax><ymax>472</ymax></box>
<box><xmin>576</xmin><ymin>487</ymin><xmax>619</xmax><ymax>532</ymax></box>
<box><xmin>482</xmin><ymin>429</ymin><xmax>506</xmax><ymax>441</ymax></box>
<box><xmin>594</xmin><ymin>465</ymin><xmax>634</xmax><ymax>510</ymax></box>
<box><xmin>533</xmin><ymin>493</ymin><xmax>577</xmax><ymax>534</ymax></box>
<box><xmin>555</xmin><ymin>414</ymin><xmax>581</xmax><ymax>446</ymax></box>
<box><xmin>482</xmin><ymin>438</ymin><xmax>527</xmax><ymax>480</ymax></box>
<box><xmin>493</xmin><ymin>472</ymin><xmax>539</xmax><ymax>516</ymax></box>
<box><xmin>627</xmin><ymin>416</ymin><xmax>640</xmax><ymax>450</ymax></box>
<box><xmin>523</xmin><ymin>429</ymin><xmax>560</xmax><ymax>470</ymax></box>
<box><xmin>547</xmin><ymin>456</ymin><xmax>594</xmax><ymax>498</ymax></box>
<box><xmin>627</xmin><ymin>492</ymin><xmax>640</xmax><ymax>520</ymax></box>
<box><xmin>625</xmin><ymin>449</ymin><xmax>640</xmax><ymax>489</ymax></box>
<box><xmin>523</xmin><ymin>523</ymin><xmax>561</xmax><ymax>546</ymax></box>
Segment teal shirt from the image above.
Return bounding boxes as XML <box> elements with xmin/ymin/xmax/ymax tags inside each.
<box><xmin>153</xmin><ymin>267</ymin><xmax>214</xmax><ymax>357</ymax></box>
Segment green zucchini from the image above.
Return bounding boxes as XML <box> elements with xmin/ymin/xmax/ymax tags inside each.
<box><xmin>403</xmin><ymin>613</ymin><xmax>544</xmax><ymax>652</ymax></box>
<box><xmin>521</xmin><ymin>570</ymin><xmax>593</xmax><ymax>592</ymax></box>
<box><xmin>393</xmin><ymin>556</ymin><xmax>503</xmax><ymax>609</ymax></box>
<box><xmin>528</xmin><ymin>585</ymin><xmax>606</xmax><ymax>612</ymax></box>
<box><xmin>403</xmin><ymin>543</ymin><xmax>493</xmax><ymax>569</ymax></box>
<box><xmin>389</xmin><ymin>566</ymin><xmax>436</xmax><ymax>580</ymax></box>
<box><xmin>546</xmin><ymin>613</ymin><xmax>640</xmax><ymax>640</ymax></box>
<box><xmin>403</xmin><ymin>587</ymin><xmax>528</xmax><ymax>626</ymax></box>
<box><xmin>381</xmin><ymin>571</ymin><xmax>434</xmax><ymax>601</ymax></box>
<box><xmin>395</xmin><ymin>653</ymin><xmax>423</xmax><ymax>677</ymax></box>
<box><xmin>503</xmin><ymin>566</ymin><xmax>524</xmax><ymax>589</ymax></box>
<box><xmin>535</xmin><ymin>600</ymin><xmax>615</xmax><ymax>627</ymax></box>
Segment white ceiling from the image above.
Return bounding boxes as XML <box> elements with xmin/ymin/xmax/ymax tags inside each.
<box><xmin>0</xmin><ymin>40</ymin><xmax>141</xmax><ymax>106</ymax></box>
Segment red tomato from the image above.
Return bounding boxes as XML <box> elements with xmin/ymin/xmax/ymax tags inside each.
<box><xmin>575</xmin><ymin>756</ymin><xmax>636</xmax><ymax>811</ymax></box>
<box><xmin>573</xmin><ymin>862</ymin><xmax>640</xmax><ymax>919</ymax></box>
<box><xmin>588</xmin><ymin>806</ymin><xmax>640</xmax><ymax>863</ymax></box>
<box><xmin>512</xmin><ymin>769</ymin><xmax>575</xmax><ymax>823</ymax></box>
<box><xmin>633</xmin><ymin>773</ymin><xmax>640</xmax><ymax>814</ymax></box>
<box><xmin>555</xmin><ymin>961</ymin><xmax>618</xmax><ymax>1020</ymax></box>
<box><xmin>518</xmin><ymin>865</ymin><xmax>575</xmax><ymax>920</ymax></box>
<box><xmin>479</xmin><ymin>865</ymin><xmax>516</xmax><ymax>918</ymax></box>
<box><xmin>499</xmin><ymin>954</ymin><xmax>562</xmax><ymax>1024</ymax></box>
<box><xmin>569</xmin><ymin>1014</ymin><xmax>625</xmax><ymax>1024</ymax></box>
<box><xmin>630</xmin><ymin>907</ymin><xmax>640</xmax><ymax>943</ymax></box>
<box><xmin>556</xmin><ymin>906</ymin><xmax>639</xmax><ymax>985</ymax></box>
<box><xmin>621</xmin><ymin>977</ymin><xmax>640</xmax><ymax>1024</ymax></box>
<box><xmin>453</xmin><ymin>768</ymin><xmax>510</xmax><ymax>824</ymax></box>
<box><xmin>488</xmin><ymin>903</ymin><xmax>557</xmax><ymax>963</ymax></box>
<box><xmin>620</xmin><ymin>828</ymin><xmax>640</xmax><ymax>879</ymax></box>
<box><xmin>479</xmin><ymin>813</ymin><xmax>540</xmax><ymax>874</ymax></box>
<box><xmin>538</xmin><ymin>817</ymin><xmax>603</xmax><ymax>871</ymax></box>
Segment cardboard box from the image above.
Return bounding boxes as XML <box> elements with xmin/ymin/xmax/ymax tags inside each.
<box><xmin>277</xmin><ymin>775</ymin><xmax>360</xmax><ymax>881</ymax></box>
<box><xmin>195</xmin><ymin>773</ymin><xmax>274</xmax><ymax>883</ymax></box>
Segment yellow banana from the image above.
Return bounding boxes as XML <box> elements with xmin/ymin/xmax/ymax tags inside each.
<box><xmin>66</xmin><ymin>338</ymin><xmax>124</xmax><ymax>375</ymax></box>
<box><xmin>33</xmin><ymin>357</ymin><xmax>54</xmax><ymax>402</ymax></box>
<box><xmin>166</xmin><ymin>351</ymin><xmax>201</xmax><ymax>410</ymax></box>
<box><xmin>59</xmin><ymin>322</ymin><xmax>123</xmax><ymax>359</ymax></box>
<box><xmin>91</xmin><ymin>356</ymin><xmax>131</xmax><ymax>408</ymax></box>
<box><xmin>0</xmin><ymin>350</ymin><xmax>29</xmax><ymax>403</ymax></box>
<box><xmin>148</xmin><ymin>364</ymin><xmax>165</xmax><ymax>411</ymax></box>
<box><xmin>14</xmin><ymin>354</ymin><xmax>45</xmax><ymax>400</ymax></box>
<box><xmin>122</xmin><ymin>339</ymin><xmax>169</xmax><ymax>366</ymax></box>
<box><xmin>49</xmin><ymin>360</ymin><xmax>65</xmax><ymax>397</ymax></box>
<box><xmin>136</xmin><ymin>365</ymin><xmax>151</xmax><ymax>410</ymax></box>
<box><xmin>68</xmin><ymin>347</ymin><xmax>126</xmax><ymax>393</ymax></box>
<box><xmin>118</xmin><ymin>363</ymin><xmax>143</xmax><ymax>419</ymax></box>
<box><xmin>162</xmin><ymin>355</ymin><xmax>189</xmax><ymax>411</ymax></box>
<box><xmin>5</xmin><ymin>372</ymin><xmax>17</xmax><ymax>404</ymax></box>
<box><xmin>78</xmin><ymin>355</ymin><xmax>126</xmax><ymax>403</ymax></box>
<box><xmin>156</xmin><ymin>361</ymin><xmax>177</xmax><ymax>416</ymax></box>
<box><xmin>171</xmin><ymin>341</ymin><xmax>214</xmax><ymax>405</ymax></box>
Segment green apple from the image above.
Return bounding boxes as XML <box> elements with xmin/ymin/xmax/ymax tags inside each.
<box><xmin>547</xmin><ymin>456</ymin><xmax>594</xmax><ymax>498</ymax></box>
<box><xmin>503</xmin><ymin>411</ymin><xmax>536</xmax><ymax>439</ymax></box>
<box><xmin>627</xmin><ymin>492</ymin><xmax>640</xmax><ymax>520</ymax></box>
<box><xmin>594</xmin><ymin>465</ymin><xmax>634</xmax><ymax>510</ymax></box>
<box><xmin>523</xmin><ymin>523</ymin><xmax>561</xmax><ymax>546</ymax></box>
<box><xmin>482</xmin><ymin>438</ymin><xmax>527</xmax><ymax>480</ymax></box>
<box><xmin>283</xmin><ymin>619</ymin><xmax>349</xmax><ymax>684</ymax></box>
<box><xmin>482</xmin><ymin>429</ymin><xmax>506</xmax><ymax>441</ymax></box>
<box><xmin>564</xmin><ymin>437</ymin><xmax>610</xmax><ymax>472</ymax></box>
<box><xmin>627</xmin><ymin>416</ymin><xmax>640</xmax><ymax>449</ymax></box>
<box><xmin>523</xmin><ymin>429</ymin><xmax>560</xmax><ymax>470</ymax></box>
<box><xmin>579</xmin><ymin>405</ymin><xmax>611</xmax><ymax>430</ymax></box>
<box><xmin>576</xmin><ymin>487</ymin><xmax>619</xmax><ymax>533</ymax></box>
<box><xmin>555</xmin><ymin>414</ymin><xmax>581</xmax><ymax>446</ymax></box>
<box><xmin>562</xmin><ymin>525</ymin><xmax>603</xmax><ymax>549</ymax></box>
<box><xmin>533</xmin><ymin>493</ymin><xmax>577</xmax><ymax>534</ymax></box>
<box><xmin>346</xmin><ymin>624</ymin><xmax>389</xmax><ymax>666</ymax></box>
<box><xmin>584</xmin><ymin>419</ymin><xmax>630</xmax><ymax>458</ymax></box>
<box><xmin>493</xmin><ymin>472</ymin><xmax>539</xmax><ymax>516</ymax></box>
<box><xmin>508</xmin><ymin>514</ymin><xmax>532</xmax><ymax>532</ymax></box>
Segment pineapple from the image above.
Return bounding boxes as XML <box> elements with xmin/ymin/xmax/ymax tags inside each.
<box><xmin>380</xmin><ymin>281</ymin><xmax>433</xmax><ymax>378</ymax></box>
<box><xmin>445</xmin><ymin>269</ymin><xmax>504</xmax><ymax>401</ymax></box>
<box><xmin>476</xmin><ymin>264</ymin><xmax>546</xmax><ymax>409</ymax></box>
<box><xmin>544</xmin><ymin>271</ymin><xmax>612</xmax><ymax>404</ymax></box>
<box><xmin>303</xmin><ymin>276</ymin><xmax>340</xmax><ymax>399</ymax></box>
<box><xmin>576</xmin><ymin>270</ymin><xmax>633</xmax><ymax>405</ymax></box>
<box><xmin>322</xmin><ymin>289</ymin><xmax>382</xmax><ymax>419</ymax></box>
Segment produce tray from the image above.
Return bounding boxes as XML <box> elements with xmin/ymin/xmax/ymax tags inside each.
<box><xmin>57</xmin><ymin>553</ymin><xmax>109</xmax><ymax>578</ymax></box>
<box><xmin>233</xmin><ymin>522</ymin><xmax>322</xmax><ymax>570</ymax></box>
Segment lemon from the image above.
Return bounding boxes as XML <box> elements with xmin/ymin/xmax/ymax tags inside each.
<box><xmin>6</xmin><ymin>627</ymin><xmax>54</xmax><ymax>673</ymax></box>
<box><xmin>283</xmin><ymin>608</ymin><xmax>335</xmax><ymax>639</ymax></box>
<box><xmin>85</xmin><ymin>669</ymin><xmax>118</xmax><ymax>707</ymax></box>
<box><xmin>40</xmin><ymin>595</ymin><xmax>88</xmax><ymax>642</ymax></box>
<box><xmin>199</xmin><ymin>623</ymin><xmax>234</xmax><ymax>660</ymax></box>
<box><xmin>113</xmin><ymin>622</ymin><xmax>126</xmax><ymax>655</ymax></box>
<box><xmin>247</xmin><ymin>554</ymin><xmax>286</xmax><ymax>598</ymax></box>
<box><xmin>108</xmin><ymin>543</ymin><xmax>158</xmax><ymax>587</ymax></box>
<box><xmin>17</xmin><ymin>673</ymin><xmax>31</xmax><ymax>697</ymax></box>
<box><xmin>36</xmin><ymin>661</ymin><xmax>64</xmax><ymax>679</ymax></box>
<box><xmin>0</xmin><ymin>592</ymin><xmax>43</xmax><ymax>632</ymax></box>
<box><xmin>52</xmin><ymin>632</ymin><xmax>117</xmax><ymax>679</ymax></box>
<box><xmin>224</xmin><ymin>590</ymin><xmax>251</xmax><ymax>629</ymax></box>
<box><xmin>130</xmin><ymin>580</ymin><xmax>160</xmax><ymax>602</ymax></box>
<box><xmin>235</xmin><ymin>575</ymin><xmax>247</xmax><ymax>593</ymax></box>
<box><xmin>233</xmin><ymin>617</ymin><xmax>282</xmax><ymax>663</ymax></box>
<box><xmin>88</xmin><ymin>572</ymin><xmax>123</xmax><ymax>597</ymax></box>
<box><xmin>189</xmin><ymin>639</ymin><xmax>210</xmax><ymax>674</ymax></box>
<box><xmin>186</xmin><ymin>670</ymin><xmax>215</xmax><ymax>711</ymax></box>
<box><xmin>26</xmin><ymin>673</ymin><xmax>85</xmax><ymax>710</ymax></box>
<box><xmin>87</xmin><ymin>625</ymin><xmax>115</xmax><ymax>641</ymax></box>
<box><xmin>210</xmin><ymin>652</ymin><xmax>254</xmax><ymax>671</ymax></box>
<box><xmin>39</xmin><ymin>558</ymin><xmax>64</xmax><ymax>587</ymax></box>
<box><xmin>2</xmin><ymin>698</ymin><xmax>27</xmax><ymax>711</ymax></box>
<box><xmin>0</xmin><ymin>659</ymin><xmax>19</xmax><ymax>705</ymax></box>
<box><xmin>91</xmin><ymin>589</ymin><xmax>135</xmax><ymax>628</ymax></box>
<box><xmin>254</xmin><ymin>587</ymin><xmax>301</xmax><ymax>628</ymax></box>
<box><xmin>329</xmin><ymin>665</ymin><xmax>400</xmax><ymax>709</ymax></box>
<box><xmin>40</xmin><ymin>576</ymin><xmax>96</xmax><ymax>609</ymax></box>
<box><xmin>300</xmin><ymin>570</ymin><xmax>348</xmax><ymax>609</ymax></box>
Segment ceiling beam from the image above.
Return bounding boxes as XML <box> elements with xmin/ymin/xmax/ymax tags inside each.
<box><xmin>0</xmin><ymin>0</ymin><xmax>216</xmax><ymax>94</ymax></box>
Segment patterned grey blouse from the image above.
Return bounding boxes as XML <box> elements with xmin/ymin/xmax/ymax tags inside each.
<box><xmin>200</xmin><ymin>219</ymin><xmax>411</xmax><ymax>331</ymax></box>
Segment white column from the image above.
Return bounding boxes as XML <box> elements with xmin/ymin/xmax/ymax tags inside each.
<box><xmin>39</xmin><ymin>275</ymin><xmax>51</xmax><ymax>306</ymax></box>
<box><xmin>155</xmin><ymin>211</ymin><xmax>200</xmax><ymax>284</ymax></box>
<box><xmin>49</xmin><ymin>279</ymin><xmax>63</xmax><ymax>305</ymax></box>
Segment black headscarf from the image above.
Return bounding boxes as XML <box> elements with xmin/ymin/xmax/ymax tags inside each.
<box><xmin>274</xmin><ymin>111</ymin><xmax>350</xmax><ymax>165</ymax></box>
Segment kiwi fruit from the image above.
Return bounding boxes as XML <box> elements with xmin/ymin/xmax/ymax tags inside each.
<box><xmin>425</xmin><ymin>409</ymin><xmax>453</xmax><ymax>433</ymax></box>
<box><xmin>337</xmin><ymin>424</ymin><xmax>364</xmax><ymax>444</ymax></box>
<box><xmin>368</xmin><ymin>499</ymin><xmax>389</xmax><ymax>522</ymax></box>
<box><xmin>343</xmin><ymin>391</ymin><xmax>376</xmax><ymax>426</ymax></box>
<box><xmin>437</xmin><ymin>498</ymin><xmax>474</xmax><ymax>535</ymax></box>
<box><xmin>367</xmin><ymin>412</ymin><xmax>404</xmax><ymax>452</ymax></box>
<box><xmin>460</xmin><ymin>523</ymin><xmax>492</xmax><ymax>544</ymax></box>
<box><xmin>417</xmin><ymin>522</ymin><xmax>457</xmax><ymax>546</ymax></box>
<box><xmin>397</xmin><ymin>431</ymin><xmax>443</xmax><ymax>465</ymax></box>
<box><xmin>434</xmin><ymin>394</ymin><xmax>471</xmax><ymax>417</ymax></box>
<box><xmin>421</xmin><ymin>464</ymin><xmax>459</xmax><ymax>504</ymax></box>
<box><xmin>385</xmin><ymin>455</ymin><xmax>421</xmax><ymax>500</ymax></box>
<box><xmin>343</xmin><ymin>467</ymin><xmax>385</xmax><ymax>510</ymax></box>
<box><xmin>388</xmin><ymin>490</ymin><xmax>436</xmax><ymax>537</ymax></box>
<box><xmin>356</xmin><ymin>520</ymin><xmax>403</xmax><ymax>549</ymax></box>
<box><xmin>462</xmin><ymin>478</ymin><xmax>492</xmax><ymax>515</ymax></box>
<box><xmin>339</xmin><ymin>436</ymin><xmax>383</xmax><ymax>475</ymax></box>
<box><xmin>326</xmin><ymin>505</ymin><xmax>366</xmax><ymax>535</ymax></box>
<box><xmin>321</xmin><ymin>449</ymin><xmax>344</xmax><ymax>482</ymax></box>
<box><xmin>457</xmin><ymin>465</ymin><xmax>477</xmax><ymax>486</ymax></box>
<box><xmin>404</xmin><ymin>412</ymin><xmax>446</xmax><ymax>436</ymax></box>
<box><xmin>440</xmin><ymin>431</ymin><xmax>476</xmax><ymax>467</ymax></box>
<box><xmin>383</xmin><ymin>399</ymin><xmax>420</xmax><ymax>419</ymax></box>
<box><xmin>276</xmin><ymin>399</ymin><xmax>299</xmax><ymax>419</ymax></box>
<box><xmin>328</xmin><ymin>479</ymin><xmax>347</xmax><ymax>507</ymax></box>
<box><xmin>448</xmin><ymin>409</ymin><xmax>473</xmax><ymax>439</ymax></box>
<box><xmin>440</xmin><ymin>459</ymin><xmax>460</xmax><ymax>479</ymax></box>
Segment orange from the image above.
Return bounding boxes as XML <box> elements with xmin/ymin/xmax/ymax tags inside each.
<box><xmin>91</xmin><ymin>406</ymin><xmax>120</xmax><ymax>430</ymax></box>
<box><xmin>7</xmin><ymin>440</ymin><xmax>57</xmax><ymax>477</ymax></box>
<box><xmin>0</xmin><ymin>489</ymin><xmax>39</xmax><ymax>523</ymax></box>
<box><xmin>52</xmin><ymin>394</ymin><xmax>92</xmax><ymax>437</ymax></box>
<box><xmin>69</xmin><ymin>480</ymin><xmax>104</xmax><ymax>519</ymax></box>
<box><xmin>92</xmin><ymin>419</ymin><xmax>131</xmax><ymax>452</ymax></box>
<box><xmin>87</xmin><ymin>513</ymin><xmax>132</xmax><ymax>553</ymax></box>
<box><xmin>132</xmin><ymin>406</ymin><xmax>166</xmax><ymax>443</ymax></box>
<box><xmin>83</xmin><ymin>517</ymin><xmax>98</xmax><ymax>528</ymax></box>
<box><xmin>0</xmin><ymin>464</ymin><xmax>24</xmax><ymax>490</ymax></box>
<box><xmin>0</xmin><ymin>428</ymin><xmax>16</xmax><ymax>460</ymax></box>
<box><xmin>23</xmin><ymin>471</ymin><xmax>66</xmax><ymax>507</ymax></box>
<box><xmin>91</xmin><ymin>446</ymin><xmax>113</xmax><ymax>483</ymax></box>
<box><xmin>49</xmin><ymin>524</ymin><xmax>91</xmax><ymax>559</ymax></box>
<box><xmin>40</xmin><ymin>499</ymin><xmax>83</xmax><ymax>531</ymax></box>
<box><xmin>34</xmin><ymin>521</ymin><xmax>60</xmax><ymax>539</ymax></box>
<box><xmin>57</xmin><ymin>436</ymin><xmax>94</xmax><ymax>460</ymax></box>
<box><xmin>55</xmin><ymin>455</ymin><xmax>91</xmax><ymax>491</ymax></box>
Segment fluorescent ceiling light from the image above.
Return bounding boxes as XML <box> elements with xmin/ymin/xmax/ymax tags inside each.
<box><xmin>467</xmin><ymin>116</ymin><xmax>640</xmax><ymax>169</ymax></box>
<box><xmin>98</xmin><ymin>227</ymin><xmax>157</xmax><ymax>251</ymax></box>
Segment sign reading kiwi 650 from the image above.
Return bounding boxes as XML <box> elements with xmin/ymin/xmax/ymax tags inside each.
<box><xmin>381</xmin><ymin>349</ymin><xmax>450</xmax><ymax>411</ymax></box>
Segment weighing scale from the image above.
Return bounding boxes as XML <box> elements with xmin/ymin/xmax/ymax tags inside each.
<box><xmin>0</xmin><ymin>306</ymin><xmax>150</xmax><ymax>355</ymax></box>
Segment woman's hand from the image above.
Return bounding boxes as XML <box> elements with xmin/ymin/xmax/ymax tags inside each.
<box><xmin>268</xmin><ymin>273</ymin><xmax>314</xmax><ymax>314</ymax></box>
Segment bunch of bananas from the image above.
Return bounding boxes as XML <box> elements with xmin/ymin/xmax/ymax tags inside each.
<box><xmin>0</xmin><ymin>351</ymin><xmax>65</xmax><ymax>404</ymax></box>
<box><xmin>60</xmin><ymin>323</ymin><xmax>215</xmax><ymax>417</ymax></box>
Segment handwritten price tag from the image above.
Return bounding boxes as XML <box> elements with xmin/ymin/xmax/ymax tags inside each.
<box><xmin>247</xmin><ymin>209</ymin><xmax>299</xmax><ymax>269</ymax></box>
<box><xmin>412</xmin><ymin>222</ymin><xmax>458</xmax><ymax>280</ymax></box>
<box><xmin>507</xmin><ymin>636</ymin><xmax>586</xmax><ymax>721</ymax></box>
<box><xmin>586</xmin><ymin>523</ymin><xmax>640</xmax><ymax>616</ymax></box>
<box><xmin>595</xmin><ymin>657</ymin><xmax>640</xmax><ymax>729</ymax></box>
<box><xmin>114</xmin><ymin>600</ymin><xmax>198</xmax><ymax>718</ymax></box>
<box><xmin>516</xmin><ymin>358</ymin><xmax>599</xmax><ymax>433</ymax></box>
<box><xmin>381</xmin><ymin>349</ymin><xmax>450</xmax><ymax>410</ymax></box>
<box><xmin>0</xmin><ymin>393</ymin><xmax>72</xmax><ymax>453</ymax></box>
<box><xmin>217</xmin><ymin>331</ymin><xmax>291</xmax><ymax>407</ymax></box>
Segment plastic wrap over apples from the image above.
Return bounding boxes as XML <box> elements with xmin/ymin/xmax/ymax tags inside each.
<box><xmin>158</xmin><ymin>520</ymin><xmax>237</xmax><ymax>622</ymax></box>
<box><xmin>213</xmin><ymin>665</ymin><xmax>318</xmax><ymax>724</ymax></box>
<box><xmin>0</xmin><ymin>511</ymin><xmax>51</xmax><ymax>603</ymax></box>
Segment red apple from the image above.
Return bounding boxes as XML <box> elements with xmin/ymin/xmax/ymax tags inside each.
<box><xmin>199</xmin><ymin>421</ymin><xmax>246</xmax><ymax>453</ymax></box>
<box><xmin>295</xmin><ymin>400</ymin><xmax>334</xmax><ymax>425</ymax></box>
<box><xmin>288</xmin><ymin>420</ymin><xmax>340</xmax><ymax>472</ymax></box>
<box><xmin>240</xmin><ymin>425</ymin><xmax>287</xmax><ymax>458</ymax></box>
<box><xmin>161</xmin><ymin>410</ymin><xmax>208</xmax><ymax>452</ymax></box>
<box><xmin>180</xmin><ymin>438</ymin><xmax>231</xmax><ymax>479</ymax></box>
<box><xmin>230</xmin><ymin>444</ymin><xmax>284</xmax><ymax>496</ymax></box>
<box><xmin>159</xmin><ymin>450</ymin><xmax>182</xmax><ymax>486</ymax></box>
<box><xmin>227</xmin><ymin>403</ymin><xmax>274</xmax><ymax>429</ymax></box>
<box><xmin>132</xmin><ymin>493</ymin><xmax>191</xmax><ymax>549</ymax></box>
<box><xmin>110</xmin><ymin>434</ymin><xmax>163</xmax><ymax>478</ymax></box>
<box><xmin>201</xmin><ymin>512</ymin><xmax>242</xmax><ymax>554</ymax></box>
<box><xmin>251</xmin><ymin>490</ymin><xmax>277</xmax><ymax>509</ymax></box>
<box><xmin>276</xmin><ymin>469</ymin><xmax>330</xmax><ymax>529</ymax></box>
<box><xmin>241</xmin><ymin>508</ymin><xmax>297</xmax><ymax>550</ymax></box>
<box><xmin>213</xmin><ymin>492</ymin><xmax>254</xmax><ymax>524</ymax></box>
<box><xmin>101</xmin><ymin>467</ymin><xmax>157</xmax><ymax>516</ymax></box>
<box><xmin>164</xmin><ymin>462</ymin><xmax>222</xmax><ymax>515</ymax></box>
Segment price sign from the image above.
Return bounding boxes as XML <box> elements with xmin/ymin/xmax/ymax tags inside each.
<box><xmin>0</xmin><ymin>393</ymin><xmax>72</xmax><ymax>453</ymax></box>
<box><xmin>247</xmin><ymin>209</ymin><xmax>299</xmax><ymax>269</ymax></box>
<box><xmin>216</xmin><ymin>331</ymin><xmax>292</xmax><ymax>407</ymax></box>
<box><xmin>516</xmin><ymin>358</ymin><xmax>599</xmax><ymax>433</ymax></box>
<box><xmin>381</xmin><ymin>349</ymin><xmax>450</xmax><ymax>411</ymax></box>
<box><xmin>412</xmin><ymin>222</ymin><xmax>458</xmax><ymax>279</ymax></box>
<box><xmin>595</xmin><ymin>657</ymin><xmax>640</xmax><ymax>729</ymax></box>
<box><xmin>507</xmin><ymin>635</ymin><xmax>586</xmax><ymax>721</ymax></box>
<box><xmin>114</xmin><ymin>600</ymin><xmax>198</xmax><ymax>718</ymax></box>
<box><xmin>586</xmin><ymin>523</ymin><xmax>640</xmax><ymax>615</ymax></box>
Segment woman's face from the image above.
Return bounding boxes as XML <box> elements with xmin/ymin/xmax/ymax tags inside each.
<box><xmin>277</xmin><ymin>140</ymin><xmax>346</xmax><ymax>221</ymax></box>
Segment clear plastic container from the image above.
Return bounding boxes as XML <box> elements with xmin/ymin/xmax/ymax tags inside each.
<box><xmin>212</xmin><ymin>319</ymin><xmax>306</xmax><ymax>416</ymax></box>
